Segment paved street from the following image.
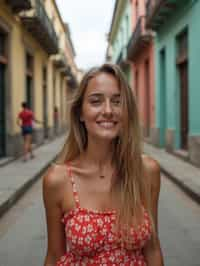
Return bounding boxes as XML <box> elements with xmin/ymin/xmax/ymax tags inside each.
<box><xmin>0</xmin><ymin>174</ymin><xmax>199</xmax><ymax>266</ymax></box>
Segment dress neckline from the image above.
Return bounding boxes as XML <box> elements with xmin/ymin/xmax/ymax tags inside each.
<box><xmin>65</xmin><ymin>163</ymin><xmax>116</xmax><ymax>216</ymax></box>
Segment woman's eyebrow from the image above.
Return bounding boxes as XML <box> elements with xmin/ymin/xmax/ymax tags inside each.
<box><xmin>89</xmin><ymin>92</ymin><xmax>121</xmax><ymax>96</ymax></box>
<box><xmin>88</xmin><ymin>93</ymin><xmax>103</xmax><ymax>98</ymax></box>
<box><xmin>112</xmin><ymin>93</ymin><xmax>121</xmax><ymax>97</ymax></box>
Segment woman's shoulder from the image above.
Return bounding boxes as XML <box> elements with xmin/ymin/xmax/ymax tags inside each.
<box><xmin>42</xmin><ymin>163</ymin><xmax>69</xmax><ymax>192</ymax></box>
<box><xmin>142</xmin><ymin>154</ymin><xmax>161</xmax><ymax>189</ymax></box>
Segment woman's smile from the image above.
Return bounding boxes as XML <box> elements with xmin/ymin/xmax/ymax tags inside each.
<box><xmin>96</xmin><ymin>120</ymin><xmax>118</xmax><ymax>129</ymax></box>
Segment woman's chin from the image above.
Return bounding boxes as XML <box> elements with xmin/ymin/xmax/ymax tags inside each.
<box><xmin>93</xmin><ymin>132</ymin><xmax>118</xmax><ymax>142</ymax></box>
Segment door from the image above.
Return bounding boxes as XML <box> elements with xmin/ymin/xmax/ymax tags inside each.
<box><xmin>179</xmin><ymin>61</ymin><xmax>188</xmax><ymax>149</ymax></box>
<box><xmin>145</xmin><ymin>59</ymin><xmax>150</xmax><ymax>137</ymax></box>
<box><xmin>0</xmin><ymin>63</ymin><xmax>5</xmax><ymax>157</ymax></box>
<box><xmin>26</xmin><ymin>75</ymin><xmax>32</xmax><ymax>109</ymax></box>
<box><xmin>43</xmin><ymin>67</ymin><xmax>48</xmax><ymax>139</ymax></box>
<box><xmin>160</xmin><ymin>48</ymin><xmax>167</xmax><ymax>146</ymax></box>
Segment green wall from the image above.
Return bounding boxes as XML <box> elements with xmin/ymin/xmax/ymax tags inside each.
<box><xmin>155</xmin><ymin>0</ymin><xmax>200</xmax><ymax>148</ymax></box>
<box><xmin>110</xmin><ymin>1</ymin><xmax>131</xmax><ymax>83</ymax></box>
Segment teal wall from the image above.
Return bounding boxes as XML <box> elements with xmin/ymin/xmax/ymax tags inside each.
<box><xmin>110</xmin><ymin>1</ymin><xmax>131</xmax><ymax>83</ymax></box>
<box><xmin>155</xmin><ymin>0</ymin><xmax>200</xmax><ymax>148</ymax></box>
<box><xmin>112</xmin><ymin>2</ymin><xmax>131</xmax><ymax>63</ymax></box>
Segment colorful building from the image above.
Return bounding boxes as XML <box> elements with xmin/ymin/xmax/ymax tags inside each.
<box><xmin>0</xmin><ymin>0</ymin><xmax>78</xmax><ymax>158</ymax></box>
<box><xmin>146</xmin><ymin>0</ymin><xmax>200</xmax><ymax>166</ymax></box>
<box><xmin>108</xmin><ymin>0</ymin><xmax>132</xmax><ymax>83</ymax></box>
<box><xmin>127</xmin><ymin>0</ymin><xmax>155</xmax><ymax>141</ymax></box>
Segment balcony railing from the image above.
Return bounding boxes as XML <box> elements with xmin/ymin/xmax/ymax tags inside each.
<box><xmin>66</xmin><ymin>69</ymin><xmax>78</xmax><ymax>89</ymax></box>
<box><xmin>127</xmin><ymin>16</ymin><xmax>152</xmax><ymax>60</ymax></box>
<box><xmin>67</xmin><ymin>75</ymin><xmax>78</xmax><ymax>89</ymax></box>
<box><xmin>116</xmin><ymin>47</ymin><xmax>129</xmax><ymax>68</ymax></box>
<box><xmin>146</xmin><ymin>0</ymin><xmax>188</xmax><ymax>31</ymax></box>
<box><xmin>19</xmin><ymin>0</ymin><xmax>58</xmax><ymax>55</ymax></box>
<box><xmin>53</xmin><ymin>51</ymin><xmax>68</xmax><ymax>69</ymax></box>
<box><xmin>116</xmin><ymin>50</ymin><xmax>123</xmax><ymax>65</ymax></box>
<box><xmin>60</xmin><ymin>64</ymin><xmax>71</xmax><ymax>77</ymax></box>
<box><xmin>6</xmin><ymin>0</ymin><xmax>32</xmax><ymax>12</ymax></box>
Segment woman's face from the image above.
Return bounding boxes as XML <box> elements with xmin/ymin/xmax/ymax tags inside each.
<box><xmin>81</xmin><ymin>72</ymin><xmax>122</xmax><ymax>142</ymax></box>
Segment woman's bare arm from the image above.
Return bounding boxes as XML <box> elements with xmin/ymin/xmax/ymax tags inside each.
<box><xmin>143</xmin><ymin>156</ymin><xmax>164</xmax><ymax>266</ymax></box>
<box><xmin>43</xmin><ymin>165</ymin><xmax>67</xmax><ymax>266</ymax></box>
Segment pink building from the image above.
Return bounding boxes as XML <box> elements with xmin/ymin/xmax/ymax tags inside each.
<box><xmin>127</xmin><ymin>0</ymin><xmax>155</xmax><ymax>141</ymax></box>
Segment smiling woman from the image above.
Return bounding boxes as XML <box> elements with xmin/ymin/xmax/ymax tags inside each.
<box><xmin>80</xmin><ymin>72</ymin><xmax>122</xmax><ymax>142</ymax></box>
<box><xmin>43</xmin><ymin>63</ymin><xmax>164</xmax><ymax>266</ymax></box>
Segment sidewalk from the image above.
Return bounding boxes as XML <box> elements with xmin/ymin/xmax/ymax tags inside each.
<box><xmin>144</xmin><ymin>143</ymin><xmax>200</xmax><ymax>204</ymax></box>
<box><xmin>0</xmin><ymin>136</ymin><xmax>65</xmax><ymax>218</ymax></box>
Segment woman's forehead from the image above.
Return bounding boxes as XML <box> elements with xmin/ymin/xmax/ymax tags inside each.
<box><xmin>85</xmin><ymin>73</ymin><xmax>120</xmax><ymax>94</ymax></box>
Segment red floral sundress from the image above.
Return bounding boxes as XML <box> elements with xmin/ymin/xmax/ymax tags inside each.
<box><xmin>56</xmin><ymin>165</ymin><xmax>152</xmax><ymax>266</ymax></box>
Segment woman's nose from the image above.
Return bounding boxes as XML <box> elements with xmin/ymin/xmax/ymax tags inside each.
<box><xmin>103</xmin><ymin>101</ymin><xmax>112</xmax><ymax>115</ymax></box>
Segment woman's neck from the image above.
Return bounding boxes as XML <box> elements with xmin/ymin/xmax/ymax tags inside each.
<box><xmin>82</xmin><ymin>138</ymin><xmax>114</xmax><ymax>168</ymax></box>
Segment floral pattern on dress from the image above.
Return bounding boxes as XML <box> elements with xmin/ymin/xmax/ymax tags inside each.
<box><xmin>56</xmin><ymin>168</ymin><xmax>152</xmax><ymax>266</ymax></box>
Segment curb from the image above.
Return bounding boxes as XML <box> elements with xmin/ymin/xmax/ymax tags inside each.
<box><xmin>0</xmin><ymin>154</ymin><xmax>58</xmax><ymax>219</ymax></box>
<box><xmin>160</xmin><ymin>166</ymin><xmax>200</xmax><ymax>205</ymax></box>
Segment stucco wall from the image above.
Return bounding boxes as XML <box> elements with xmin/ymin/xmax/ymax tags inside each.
<box><xmin>155</xmin><ymin>0</ymin><xmax>200</xmax><ymax>148</ymax></box>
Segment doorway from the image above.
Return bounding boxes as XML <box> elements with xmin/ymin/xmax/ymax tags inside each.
<box><xmin>145</xmin><ymin>59</ymin><xmax>150</xmax><ymax>137</ymax></box>
<box><xmin>42</xmin><ymin>66</ymin><xmax>48</xmax><ymax>139</ymax></box>
<box><xmin>159</xmin><ymin>48</ymin><xmax>167</xmax><ymax>146</ymax></box>
<box><xmin>178</xmin><ymin>61</ymin><xmax>188</xmax><ymax>149</ymax></box>
<box><xmin>176</xmin><ymin>29</ymin><xmax>188</xmax><ymax>150</ymax></box>
<box><xmin>0</xmin><ymin>32</ymin><xmax>7</xmax><ymax>157</ymax></box>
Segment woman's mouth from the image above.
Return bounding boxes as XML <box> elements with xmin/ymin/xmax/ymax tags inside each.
<box><xmin>96</xmin><ymin>121</ymin><xmax>117</xmax><ymax>129</ymax></box>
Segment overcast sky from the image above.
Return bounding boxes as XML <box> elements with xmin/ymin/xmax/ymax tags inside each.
<box><xmin>56</xmin><ymin>0</ymin><xmax>115</xmax><ymax>70</ymax></box>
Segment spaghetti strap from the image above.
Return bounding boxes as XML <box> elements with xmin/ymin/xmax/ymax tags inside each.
<box><xmin>66</xmin><ymin>163</ymin><xmax>80</xmax><ymax>208</ymax></box>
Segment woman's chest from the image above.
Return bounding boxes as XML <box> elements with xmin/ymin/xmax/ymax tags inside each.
<box><xmin>63</xmin><ymin>210</ymin><xmax>152</xmax><ymax>256</ymax></box>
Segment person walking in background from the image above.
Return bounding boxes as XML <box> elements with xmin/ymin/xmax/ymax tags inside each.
<box><xmin>17</xmin><ymin>102</ymin><xmax>42</xmax><ymax>162</ymax></box>
<box><xmin>43</xmin><ymin>64</ymin><xmax>164</xmax><ymax>265</ymax></box>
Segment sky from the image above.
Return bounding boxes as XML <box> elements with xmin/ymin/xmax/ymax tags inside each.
<box><xmin>56</xmin><ymin>0</ymin><xmax>115</xmax><ymax>71</ymax></box>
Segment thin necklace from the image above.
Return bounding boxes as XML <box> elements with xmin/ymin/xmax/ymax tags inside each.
<box><xmin>99</xmin><ymin>161</ymin><xmax>106</xmax><ymax>178</ymax></box>
<box><xmin>99</xmin><ymin>162</ymin><xmax>115</xmax><ymax>179</ymax></box>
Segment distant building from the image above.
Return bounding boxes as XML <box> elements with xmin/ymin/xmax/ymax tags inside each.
<box><xmin>127</xmin><ymin>0</ymin><xmax>155</xmax><ymax>142</ymax></box>
<box><xmin>107</xmin><ymin>0</ymin><xmax>132</xmax><ymax>84</ymax></box>
<box><xmin>0</xmin><ymin>0</ymin><xmax>78</xmax><ymax>158</ymax></box>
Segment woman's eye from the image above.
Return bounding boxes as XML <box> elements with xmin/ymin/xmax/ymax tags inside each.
<box><xmin>112</xmin><ymin>99</ymin><xmax>121</xmax><ymax>105</ymax></box>
<box><xmin>90</xmin><ymin>99</ymin><xmax>101</xmax><ymax>104</ymax></box>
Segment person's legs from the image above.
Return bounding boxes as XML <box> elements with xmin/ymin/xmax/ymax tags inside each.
<box><xmin>23</xmin><ymin>134</ymin><xmax>29</xmax><ymax>161</ymax></box>
<box><xmin>27</xmin><ymin>134</ymin><xmax>35</xmax><ymax>159</ymax></box>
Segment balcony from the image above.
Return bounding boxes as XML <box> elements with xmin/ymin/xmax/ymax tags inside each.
<box><xmin>60</xmin><ymin>64</ymin><xmax>71</xmax><ymax>77</ymax></box>
<box><xmin>116</xmin><ymin>50</ymin><xmax>123</xmax><ymax>65</ymax></box>
<box><xmin>6</xmin><ymin>0</ymin><xmax>31</xmax><ymax>12</ymax></box>
<box><xmin>146</xmin><ymin>0</ymin><xmax>189</xmax><ymax>31</ymax></box>
<box><xmin>52</xmin><ymin>51</ymin><xmax>67</xmax><ymax>69</ymax></box>
<box><xmin>19</xmin><ymin>0</ymin><xmax>58</xmax><ymax>55</ymax></box>
<box><xmin>116</xmin><ymin>48</ymin><xmax>129</xmax><ymax>68</ymax></box>
<box><xmin>127</xmin><ymin>16</ymin><xmax>152</xmax><ymax>61</ymax></box>
<box><xmin>67</xmin><ymin>75</ymin><xmax>78</xmax><ymax>89</ymax></box>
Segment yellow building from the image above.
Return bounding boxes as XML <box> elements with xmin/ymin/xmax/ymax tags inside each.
<box><xmin>0</xmin><ymin>0</ymin><xmax>78</xmax><ymax>158</ymax></box>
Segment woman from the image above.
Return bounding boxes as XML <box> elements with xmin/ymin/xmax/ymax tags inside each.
<box><xmin>43</xmin><ymin>64</ymin><xmax>164</xmax><ymax>265</ymax></box>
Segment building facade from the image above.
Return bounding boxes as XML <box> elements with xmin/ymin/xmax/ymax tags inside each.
<box><xmin>146</xmin><ymin>0</ymin><xmax>200</xmax><ymax>166</ymax></box>
<box><xmin>127</xmin><ymin>0</ymin><xmax>155</xmax><ymax>140</ymax></box>
<box><xmin>0</xmin><ymin>0</ymin><xmax>78</xmax><ymax>158</ymax></box>
<box><xmin>108</xmin><ymin>0</ymin><xmax>132</xmax><ymax>83</ymax></box>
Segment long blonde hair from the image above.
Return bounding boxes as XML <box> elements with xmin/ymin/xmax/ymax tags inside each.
<box><xmin>57</xmin><ymin>63</ymin><xmax>153</xmax><ymax>238</ymax></box>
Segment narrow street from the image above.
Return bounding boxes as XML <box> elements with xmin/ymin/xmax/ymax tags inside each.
<box><xmin>0</xmin><ymin>174</ymin><xmax>199</xmax><ymax>266</ymax></box>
